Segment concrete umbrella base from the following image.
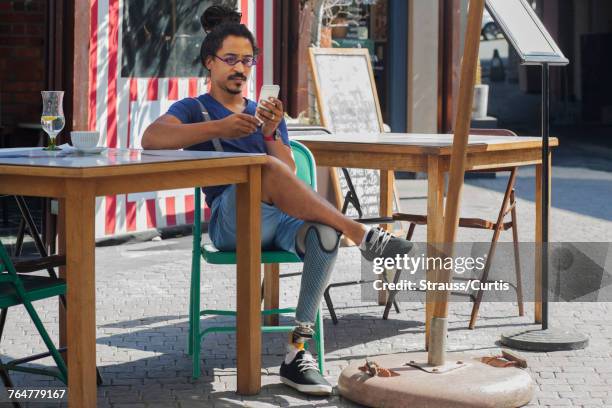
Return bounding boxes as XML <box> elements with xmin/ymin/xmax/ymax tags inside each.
<box><xmin>501</xmin><ymin>328</ymin><xmax>589</xmax><ymax>352</ymax></box>
<box><xmin>337</xmin><ymin>352</ymin><xmax>535</xmax><ymax>408</ymax></box>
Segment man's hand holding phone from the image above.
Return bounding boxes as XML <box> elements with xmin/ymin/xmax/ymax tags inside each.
<box><xmin>216</xmin><ymin>114</ymin><xmax>261</xmax><ymax>138</ymax></box>
<box><xmin>257</xmin><ymin>97</ymin><xmax>284</xmax><ymax>138</ymax></box>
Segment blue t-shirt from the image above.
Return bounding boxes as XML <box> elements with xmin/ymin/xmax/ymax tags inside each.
<box><xmin>166</xmin><ymin>93</ymin><xmax>290</xmax><ymax>208</ymax></box>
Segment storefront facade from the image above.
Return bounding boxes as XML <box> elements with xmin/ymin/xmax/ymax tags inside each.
<box><xmin>82</xmin><ymin>0</ymin><xmax>446</xmax><ymax>238</ymax></box>
<box><xmin>88</xmin><ymin>0</ymin><xmax>276</xmax><ymax>238</ymax></box>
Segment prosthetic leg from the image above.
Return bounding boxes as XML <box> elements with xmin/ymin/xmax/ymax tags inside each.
<box><xmin>293</xmin><ymin>222</ymin><xmax>341</xmax><ymax>327</ymax></box>
<box><xmin>280</xmin><ymin>223</ymin><xmax>340</xmax><ymax>396</ymax></box>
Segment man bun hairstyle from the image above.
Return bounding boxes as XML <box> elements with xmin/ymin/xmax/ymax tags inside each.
<box><xmin>200</xmin><ymin>5</ymin><xmax>259</xmax><ymax>72</ymax></box>
<box><xmin>200</xmin><ymin>5</ymin><xmax>241</xmax><ymax>33</ymax></box>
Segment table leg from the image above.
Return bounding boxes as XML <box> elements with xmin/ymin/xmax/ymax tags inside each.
<box><xmin>425</xmin><ymin>156</ymin><xmax>445</xmax><ymax>349</ymax></box>
<box><xmin>235</xmin><ymin>165</ymin><xmax>262</xmax><ymax>395</ymax></box>
<box><xmin>534</xmin><ymin>155</ymin><xmax>550</xmax><ymax>324</ymax></box>
<box><xmin>263</xmin><ymin>264</ymin><xmax>280</xmax><ymax>326</ymax></box>
<box><xmin>378</xmin><ymin>170</ymin><xmax>394</xmax><ymax>305</ymax></box>
<box><xmin>65</xmin><ymin>181</ymin><xmax>96</xmax><ymax>407</ymax></box>
<box><xmin>379</xmin><ymin>170</ymin><xmax>394</xmax><ymax>231</ymax></box>
<box><xmin>57</xmin><ymin>199</ymin><xmax>67</xmax><ymax>351</ymax></box>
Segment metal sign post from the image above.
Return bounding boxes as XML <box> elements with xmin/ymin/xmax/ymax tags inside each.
<box><xmin>484</xmin><ymin>0</ymin><xmax>588</xmax><ymax>351</ymax></box>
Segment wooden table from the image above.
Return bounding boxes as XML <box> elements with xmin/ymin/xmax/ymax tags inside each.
<box><xmin>0</xmin><ymin>147</ymin><xmax>266</xmax><ymax>405</ymax></box>
<box><xmin>292</xmin><ymin>133</ymin><xmax>558</xmax><ymax>344</ymax></box>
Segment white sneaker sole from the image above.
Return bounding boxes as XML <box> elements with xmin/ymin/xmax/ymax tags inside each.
<box><xmin>280</xmin><ymin>376</ymin><xmax>333</xmax><ymax>396</ymax></box>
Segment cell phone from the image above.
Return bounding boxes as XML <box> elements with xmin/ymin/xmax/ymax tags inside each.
<box><xmin>255</xmin><ymin>84</ymin><xmax>280</xmax><ymax>124</ymax></box>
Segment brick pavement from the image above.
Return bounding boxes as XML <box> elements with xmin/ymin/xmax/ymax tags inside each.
<box><xmin>0</xmin><ymin>159</ymin><xmax>610</xmax><ymax>407</ymax></box>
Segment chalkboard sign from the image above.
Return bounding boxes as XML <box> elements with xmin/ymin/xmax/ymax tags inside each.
<box><xmin>308</xmin><ymin>48</ymin><xmax>387</xmax><ymax>218</ymax></box>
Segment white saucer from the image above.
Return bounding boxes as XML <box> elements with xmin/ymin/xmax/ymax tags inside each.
<box><xmin>75</xmin><ymin>147</ymin><xmax>107</xmax><ymax>154</ymax></box>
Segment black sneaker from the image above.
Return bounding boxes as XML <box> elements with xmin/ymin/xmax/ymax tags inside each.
<box><xmin>360</xmin><ymin>227</ymin><xmax>414</xmax><ymax>262</ymax></box>
<box><xmin>280</xmin><ymin>350</ymin><xmax>332</xmax><ymax>396</ymax></box>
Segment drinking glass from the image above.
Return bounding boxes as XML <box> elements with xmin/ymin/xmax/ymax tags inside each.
<box><xmin>41</xmin><ymin>91</ymin><xmax>65</xmax><ymax>151</ymax></box>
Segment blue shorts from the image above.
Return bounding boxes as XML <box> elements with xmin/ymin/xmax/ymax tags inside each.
<box><xmin>208</xmin><ymin>185</ymin><xmax>305</xmax><ymax>255</ymax></box>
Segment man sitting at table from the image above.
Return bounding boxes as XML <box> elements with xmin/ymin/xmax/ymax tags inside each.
<box><xmin>142</xmin><ymin>5</ymin><xmax>413</xmax><ymax>396</ymax></box>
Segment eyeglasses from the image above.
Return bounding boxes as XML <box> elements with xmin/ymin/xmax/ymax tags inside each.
<box><xmin>214</xmin><ymin>54</ymin><xmax>257</xmax><ymax>67</ymax></box>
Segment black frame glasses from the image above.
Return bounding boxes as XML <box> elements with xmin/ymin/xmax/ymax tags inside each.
<box><xmin>214</xmin><ymin>54</ymin><xmax>257</xmax><ymax>67</ymax></box>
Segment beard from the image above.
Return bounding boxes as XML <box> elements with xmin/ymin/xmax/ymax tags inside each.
<box><xmin>224</xmin><ymin>74</ymin><xmax>247</xmax><ymax>95</ymax></box>
<box><xmin>224</xmin><ymin>84</ymin><xmax>243</xmax><ymax>95</ymax></box>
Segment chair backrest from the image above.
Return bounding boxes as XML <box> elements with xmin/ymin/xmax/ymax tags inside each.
<box><xmin>468</xmin><ymin>129</ymin><xmax>519</xmax><ymax>173</ymax></box>
<box><xmin>469</xmin><ymin>128</ymin><xmax>518</xmax><ymax>137</ymax></box>
<box><xmin>290</xmin><ymin>140</ymin><xmax>317</xmax><ymax>191</ymax></box>
<box><xmin>286</xmin><ymin>125</ymin><xmax>331</xmax><ymax>137</ymax></box>
<box><xmin>0</xmin><ymin>240</ymin><xmax>27</xmax><ymax>298</ymax></box>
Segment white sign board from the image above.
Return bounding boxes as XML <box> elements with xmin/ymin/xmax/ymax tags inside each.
<box><xmin>308</xmin><ymin>48</ymin><xmax>386</xmax><ymax>218</ymax></box>
<box><xmin>486</xmin><ymin>0</ymin><xmax>568</xmax><ymax>65</ymax></box>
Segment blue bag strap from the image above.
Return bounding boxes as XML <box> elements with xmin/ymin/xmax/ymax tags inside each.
<box><xmin>193</xmin><ymin>97</ymin><xmax>223</xmax><ymax>152</ymax></box>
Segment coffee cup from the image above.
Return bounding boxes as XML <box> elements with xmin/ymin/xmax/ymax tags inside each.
<box><xmin>71</xmin><ymin>131</ymin><xmax>100</xmax><ymax>149</ymax></box>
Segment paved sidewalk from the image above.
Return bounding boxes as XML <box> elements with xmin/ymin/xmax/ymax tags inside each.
<box><xmin>0</xmin><ymin>157</ymin><xmax>610</xmax><ymax>407</ymax></box>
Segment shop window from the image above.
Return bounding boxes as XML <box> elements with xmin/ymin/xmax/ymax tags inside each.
<box><xmin>322</xmin><ymin>0</ymin><xmax>388</xmax><ymax>120</ymax></box>
<box><xmin>122</xmin><ymin>0</ymin><xmax>237</xmax><ymax>78</ymax></box>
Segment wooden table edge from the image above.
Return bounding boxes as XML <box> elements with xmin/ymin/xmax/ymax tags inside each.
<box><xmin>0</xmin><ymin>155</ymin><xmax>267</xmax><ymax>178</ymax></box>
<box><xmin>296</xmin><ymin>137</ymin><xmax>559</xmax><ymax>156</ymax></box>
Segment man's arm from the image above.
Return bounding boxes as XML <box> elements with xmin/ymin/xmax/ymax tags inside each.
<box><xmin>142</xmin><ymin>113</ymin><xmax>260</xmax><ymax>150</ymax></box>
<box><xmin>142</xmin><ymin>115</ymin><xmax>221</xmax><ymax>150</ymax></box>
<box><xmin>258</xmin><ymin>98</ymin><xmax>296</xmax><ymax>172</ymax></box>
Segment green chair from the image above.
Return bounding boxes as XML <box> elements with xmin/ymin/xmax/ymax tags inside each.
<box><xmin>189</xmin><ymin>140</ymin><xmax>324</xmax><ymax>379</ymax></box>
<box><xmin>0</xmin><ymin>241</ymin><xmax>68</xmax><ymax>398</ymax></box>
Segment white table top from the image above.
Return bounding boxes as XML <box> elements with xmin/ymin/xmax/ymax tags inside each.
<box><xmin>292</xmin><ymin>132</ymin><xmax>543</xmax><ymax>147</ymax></box>
<box><xmin>0</xmin><ymin>147</ymin><xmax>262</xmax><ymax>169</ymax></box>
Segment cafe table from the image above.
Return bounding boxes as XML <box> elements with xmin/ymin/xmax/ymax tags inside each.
<box><xmin>292</xmin><ymin>132</ymin><xmax>558</xmax><ymax>346</ymax></box>
<box><xmin>0</xmin><ymin>147</ymin><xmax>266</xmax><ymax>406</ymax></box>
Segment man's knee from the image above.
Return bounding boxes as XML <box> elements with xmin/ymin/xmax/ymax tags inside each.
<box><xmin>263</xmin><ymin>155</ymin><xmax>286</xmax><ymax>175</ymax></box>
<box><xmin>296</xmin><ymin>222</ymin><xmax>341</xmax><ymax>255</ymax></box>
<box><xmin>261</xmin><ymin>155</ymin><xmax>299</xmax><ymax>203</ymax></box>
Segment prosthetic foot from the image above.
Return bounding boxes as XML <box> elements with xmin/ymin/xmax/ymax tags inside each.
<box><xmin>280</xmin><ymin>325</ymin><xmax>332</xmax><ymax>396</ymax></box>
